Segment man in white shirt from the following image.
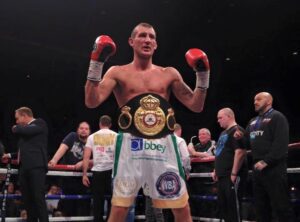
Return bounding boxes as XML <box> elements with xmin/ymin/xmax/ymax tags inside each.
<box><xmin>173</xmin><ymin>123</ymin><xmax>191</xmax><ymax>179</ymax></box>
<box><xmin>82</xmin><ymin>115</ymin><xmax>118</xmax><ymax>222</ymax></box>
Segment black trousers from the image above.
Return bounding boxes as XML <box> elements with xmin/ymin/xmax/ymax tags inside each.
<box><xmin>19</xmin><ymin>167</ymin><xmax>49</xmax><ymax>222</ymax></box>
<box><xmin>92</xmin><ymin>170</ymin><xmax>112</xmax><ymax>222</ymax></box>
<box><xmin>217</xmin><ymin>176</ymin><xmax>241</xmax><ymax>222</ymax></box>
<box><xmin>253</xmin><ymin>166</ymin><xmax>295</xmax><ymax>222</ymax></box>
<box><xmin>58</xmin><ymin>177</ymin><xmax>91</xmax><ymax>216</ymax></box>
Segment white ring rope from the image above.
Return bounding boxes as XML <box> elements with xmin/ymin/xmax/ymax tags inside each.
<box><xmin>0</xmin><ymin>169</ymin><xmax>92</xmax><ymax>177</ymax></box>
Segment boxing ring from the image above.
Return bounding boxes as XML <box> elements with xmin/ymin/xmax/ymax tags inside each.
<box><xmin>0</xmin><ymin>142</ymin><xmax>299</xmax><ymax>222</ymax></box>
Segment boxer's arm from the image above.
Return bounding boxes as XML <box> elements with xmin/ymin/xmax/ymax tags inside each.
<box><xmin>85</xmin><ymin>35</ymin><xmax>117</xmax><ymax>108</ymax></box>
<box><xmin>85</xmin><ymin>66</ymin><xmax>118</xmax><ymax>108</ymax></box>
<box><xmin>171</xmin><ymin>68</ymin><xmax>207</xmax><ymax>113</ymax></box>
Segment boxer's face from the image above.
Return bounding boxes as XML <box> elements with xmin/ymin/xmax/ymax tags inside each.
<box><xmin>129</xmin><ymin>26</ymin><xmax>157</xmax><ymax>58</ymax></box>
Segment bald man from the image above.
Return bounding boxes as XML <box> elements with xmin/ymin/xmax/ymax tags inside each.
<box><xmin>246</xmin><ymin>92</ymin><xmax>294</xmax><ymax>222</ymax></box>
<box><xmin>212</xmin><ymin>108</ymin><xmax>248</xmax><ymax>222</ymax></box>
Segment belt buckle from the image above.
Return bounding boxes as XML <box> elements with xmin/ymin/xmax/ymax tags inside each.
<box><xmin>134</xmin><ymin>95</ymin><xmax>166</xmax><ymax>136</ymax></box>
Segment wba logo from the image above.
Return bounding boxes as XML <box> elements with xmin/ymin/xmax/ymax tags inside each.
<box><xmin>131</xmin><ymin>139</ymin><xmax>166</xmax><ymax>153</ymax></box>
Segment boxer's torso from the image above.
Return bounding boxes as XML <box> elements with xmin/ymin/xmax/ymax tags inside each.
<box><xmin>109</xmin><ymin>63</ymin><xmax>179</xmax><ymax>107</ymax></box>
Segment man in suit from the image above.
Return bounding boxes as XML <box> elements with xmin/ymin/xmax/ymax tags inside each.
<box><xmin>4</xmin><ymin>107</ymin><xmax>49</xmax><ymax>222</ymax></box>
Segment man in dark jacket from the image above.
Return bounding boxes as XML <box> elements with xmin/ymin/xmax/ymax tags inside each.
<box><xmin>246</xmin><ymin>92</ymin><xmax>294</xmax><ymax>222</ymax></box>
<box><xmin>4</xmin><ymin>107</ymin><xmax>49</xmax><ymax>222</ymax></box>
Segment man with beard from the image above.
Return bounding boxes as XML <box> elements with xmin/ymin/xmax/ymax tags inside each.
<box><xmin>48</xmin><ymin>121</ymin><xmax>91</xmax><ymax>217</ymax></box>
<box><xmin>246</xmin><ymin>92</ymin><xmax>294</xmax><ymax>222</ymax></box>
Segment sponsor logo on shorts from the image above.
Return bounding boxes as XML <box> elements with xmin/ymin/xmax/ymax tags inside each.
<box><xmin>156</xmin><ymin>172</ymin><xmax>181</xmax><ymax>198</ymax></box>
<box><xmin>114</xmin><ymin>177</ymin><xmax>137</xmax><ymax>196</ymax></box>
<box><xmin>130</xmin><ymin>139</ymin><xmax>166</xmax><ymax>153</ymax></box>
<box><xmin>131</xmin><ymin>138</ymin><xmax>144</xmax><ymax>151</ymax></box>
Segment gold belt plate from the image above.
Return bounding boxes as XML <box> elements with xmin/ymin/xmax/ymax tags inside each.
<box><xmin>134</xmin><ymin>95</ymin><xmax>166</xmax><ymax>136</ymax></box>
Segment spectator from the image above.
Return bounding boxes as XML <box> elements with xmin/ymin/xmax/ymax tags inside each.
<box><xmin>46</xmin><ymin>184</ymin><xmax>60</xmax><ymax>216</ymax></box>
<box><xmin>82</xmin><ymin>115</ymin><xmax>117</xmax><ymax>222</ymax></box>
<box><xmin>212</xmin><ymin>108</ymin><xmax>248</xmax><ymax>222</ymax></box>
<box><xmin>20</xmin><ymin>209</ymin><xmax>28</xmax><ymax>221</ymax></box>
<box><xmin>187</xmin><ymin>128</ymin><xmax>217</xmax><ymax>217</ymax></box>
<box><xmin>5</xmin><ymin>182</ymin><xmax>21</xmax><ymax>217</ymax></box>
<box><xmin>48</xmin><ymin>121</ymin><xmax>91</xmax><ymax>217</ymax></box>
<box><xmin>173</xmin><ymin>123</ymin><xmax>191</xmax><ymax>178</ymax></box>
<box><xmin>188</xmin><ymin>128</ymin><xmax>215</xmax><ymax>157</ymax></box>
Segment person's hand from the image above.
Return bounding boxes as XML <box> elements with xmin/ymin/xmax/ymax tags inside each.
<box><xmin>75</xmin><ymin>161</ymin><xmax>82</xmax><ymax>170</ymax></box>
<box><xmin>254</xmin><ymin>160</ymin><xmax>268</xmax><ymax>171</ymax></box>
<box><xmin>87</xmin><ymin>35</ymin><xmax>116</xmax><ymax>81</ymax></box>
<box><xmin>185</xmin><ymin>48</ymin><xmax>210</xmax><ymax>89</ymax></box>
<box><xmin>48</xmin><ymin>159</ymin><xmax>57</xmax><ymax>168</ymax></box>
<box><xmin>2</xmin><ymin>153</ymin><xmax>11</xmax><ymax>163</ymax></box>
<box><xmin>231</xmin><ymin>174</ymin><xmax>237</xmax><ymax>183</ymax></box>
<box><xmin>74</xmin><ymin>161</ymin><xmax>83</xmax><ymax>170</ymax></box>
<box><xmin>200</xmin><ymin>151</ymin><xmax>210</xmax><ymax>158</ymax></box>
<box><xmin>2</xmin><ymin>153</ymin><xmax>11</xmax><ymax>159</ymax></box>
<box><xmin>82</xmin><ymin>175</ymin><xmax>90</xmax><ymax>187</ymax></box>
<box><xmin>211</xmin><ymin>170</ymin><xmax>218</xmax><ymax>182</ymax></box>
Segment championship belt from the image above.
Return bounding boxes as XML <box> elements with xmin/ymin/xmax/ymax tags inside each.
<box><xmin>118</xmin><ymin>94</ymin><xmax>176</xmax><ymax>139</ymax></box>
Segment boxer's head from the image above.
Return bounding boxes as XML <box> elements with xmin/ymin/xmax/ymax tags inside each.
<box><xmin>129</xmin><ymin>22</ymin><xmax>157</xmax><ymax>58</ymax></box>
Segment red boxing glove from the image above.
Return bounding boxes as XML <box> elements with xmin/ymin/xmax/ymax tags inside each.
<box><xmin>185</xmin><ymin>48</ymin><xmax>210</xmax><ymax>72</ymax></box>
<box><xmin>87</xmin><ymin>35</ymin><xmax>116</xmax><ymax>81</ymax></box>
<box><xmin>91</xmin><ymin>35</ymin><xmax>116</xmax><ymax>62</ymax></box>
<box><xmin>185</xmin><ymin>48</ymin><xmax>210</xmax><ymax>89</ymax></box>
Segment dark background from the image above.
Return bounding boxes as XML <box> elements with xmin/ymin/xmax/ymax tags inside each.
<box><xmin>0</xmin><ymin>0</ymin><xmax>299</xmax><ymax>155</ymax></box>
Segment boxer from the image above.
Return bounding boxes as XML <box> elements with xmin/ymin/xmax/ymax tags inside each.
<box><xmin>85</xmin><ymin>22</ymin><xmax>211</xmax><ymax>222</ymax></box>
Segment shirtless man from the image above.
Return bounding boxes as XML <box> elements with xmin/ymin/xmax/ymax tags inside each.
<box><xmin>85</xmin><ymin>22</ymin><xmax>210</xmax><ymax>222</ymax></box>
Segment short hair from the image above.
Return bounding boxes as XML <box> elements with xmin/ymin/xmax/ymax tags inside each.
<box><xmin>99</xmin><ymin>115</ymin><xmax>112</xmax><ymax>127</ymax></box>
<box><xmin>198</xmin><ymin>128</ymin><xmax>211</xmax><ymax>136</ymax></box>
<box><xmin>15</xmin><ymin>107</ymin><xmax>33</xmax><ymax>117</ymax></box>
<box><xmin>131</xmin><ymin>22</ymin><xmax>155</xmax><ymax>38</ymax></box>
<box><xmin>78</xmin><ymin>121</ymin><xmax>90</xmax><ymax>129</ymax></box>
<box><xmin>174</xmin><ymin>123</ymin><xmax>182</xmax><ymax>131</ymax></box>
<box><xmin>221</xmin><ymin>107</ymin><xmax>235</xmax><ymax>119</ymax></box>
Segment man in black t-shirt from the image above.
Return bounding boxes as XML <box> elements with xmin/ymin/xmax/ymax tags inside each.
<box><xmin>48</xmin><ymin>122</ymin><xmax>91</xmax><ymax>217</ymax></box>
<box><xmin>212</xmin><ymin>108</ymin><xmax>247</xmax><ymax>222</ymax></box>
